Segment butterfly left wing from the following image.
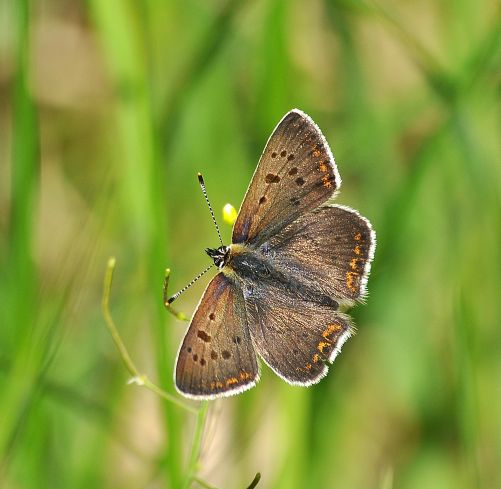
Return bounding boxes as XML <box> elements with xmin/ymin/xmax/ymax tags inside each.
<box><xmin>175</xmin><ymin>273</ymin><xmax>259</xmax><ymax>399</ymax></box>
<box><xmin>233</xmin><ymin>109</ymin><xmax>341</xmax><ymax>246</ymax></box>
<box><xmin>242</xmin><ymin>278</ymin><xmax>354</xmax><ymax>385</ymax></box>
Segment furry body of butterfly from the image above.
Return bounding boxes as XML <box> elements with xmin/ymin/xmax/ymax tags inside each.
<box><xmin>175</xmin><ymin>109</ymin><xmax>376</xmax><ymax>399</ymax></box>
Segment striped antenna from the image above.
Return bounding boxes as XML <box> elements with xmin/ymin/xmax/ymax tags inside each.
<box><xmin>165</xmin><ymin>264</ymin><xmax>214</xmax><ymax>305</ymax></box>
<box><xmin>198</xmin><ymin>173</ymin><xmax>224</xmax><ymax>246</ymax></box>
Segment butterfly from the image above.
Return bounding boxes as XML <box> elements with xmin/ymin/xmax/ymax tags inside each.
<box><xmin>173</xmin><ymin>109</ymin><xmax>376</xmax><ymax>399</ymax></box>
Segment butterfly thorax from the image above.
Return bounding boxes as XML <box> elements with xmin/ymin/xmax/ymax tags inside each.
<box><xmin>224</xmin><ymin>244</ymin><xmax>271</xmax><ymax>280</ymax></box>
<box><xmin>205</xmin><ymin>245</ymin><xmax>230</xmax><ymax>269</ymax></box>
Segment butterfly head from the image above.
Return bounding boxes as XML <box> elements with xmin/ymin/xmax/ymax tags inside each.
<box><xmin>205</xmin><ymin>246</ymin><xmax>230</xmax><ymax>269</ymax></box>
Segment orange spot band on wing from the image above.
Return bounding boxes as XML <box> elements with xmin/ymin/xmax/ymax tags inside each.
<box><xmin>346</xmin><ymin>271</ymin><xmax>359</xmax><ymax>293</ymax></box>
<box><xmin>322</xmin><ymin>174</ymin><xmax>332</xmax><ymax>188</ymax></box>
<box><xmin>350</xmin><ymin>257</ymin><xmax>364</xmax><ymax>271</ymax></box>
<box><xmin>323</xmin><ymin>323</ymin><xmax>342</xmax><ymax>340</ymax></box>
<box><xmin>211</xmin><ymin>381</ymin><xmax>224</xmax><ymax>390</ymax></box>
<box><xmin>239</xmin><ymin>371</ymin><xmax>251</xmax><ymax>381</ymax></box>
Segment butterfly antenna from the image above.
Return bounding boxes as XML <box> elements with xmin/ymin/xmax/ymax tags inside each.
<box><xmin>164</xmin><ymin>263</ymin><xmax>214</xmax><ymax>306</ymax></box>
<box><xmin>198</xmin><ymin>173</ymin><xmax>224</xmax><ymax>246</ymax></box>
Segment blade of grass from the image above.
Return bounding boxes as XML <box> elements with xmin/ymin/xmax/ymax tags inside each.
<box><xmin>184</xmin><ymin>401</ymin><xmax>209</xmax><ymax>488</ymax></box>
<box><xmin>159</xmin><ymin>0</ymin><xmax>248</xmax><ymax>154</ymax></box>
<box><xmin>89</xmin><ymin>0</ymin><xmax>185</xmax><ymax>484</ymax></box>
<box><xmin>0</xmin><ymin>0</ymin><xmax>40</xmax><ymax>471</ymax></box>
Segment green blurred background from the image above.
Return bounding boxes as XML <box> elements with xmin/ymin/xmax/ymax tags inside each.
<box><xmin>1</xmin><ymin>0</ymin><xmax>500</xmax><ymax>488</ymax></box>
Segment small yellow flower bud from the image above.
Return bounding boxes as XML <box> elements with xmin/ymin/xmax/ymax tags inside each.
<box><xmin>222</xmin><ymin>203</ymin><xmax>237</xmax><ymax>226</ymax></box>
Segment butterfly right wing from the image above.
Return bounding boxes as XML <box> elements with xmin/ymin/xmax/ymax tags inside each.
<box><xmin>265</xmin><ymin>204</ymin><xmax>376</xmax><ymax>305</ymax></box>
<box><xmin>242</xmin><ymin>277</ymin><xmax>354</xmax><ymax>386</ymax></box>
<box><xmin>175</xmin><ymin>273</ymin><xmax>259</xmax><ymax>400</ymax></box>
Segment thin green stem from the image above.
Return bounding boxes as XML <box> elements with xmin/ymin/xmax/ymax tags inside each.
<box><xmin>163</xmin><ymin>268</ymin><xmax>189</xmax><ymax>321</ymax></box>
<box><xmin>184</xmin><ymin>401</ymin><xmax>209</xmax><ymax>488</ymax></box>
<box><xmin>192</xmin><ymin>476</ymin><xmax>218</xmax><ymax>489</ymax></box>
<box><xmin>101</xmin><ymin>257</ymin><xmax>197</xmax><ymax>414</ymax></box>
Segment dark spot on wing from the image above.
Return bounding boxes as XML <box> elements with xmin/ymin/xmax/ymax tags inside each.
<box><xmin>271</xmin><ymin>151</ymin><xmax>277</xmax><ymax>158</ymax></box>
<box><xmin>288</xmin><ymin>167</ymin><xmax>298</xmax><ymax>176</ymax></box>
<box><xmin>280</xmin><ymin>150</ymin><xmax>287</xmax><ymax>157</ymax></box>
<box><xmin>265</xmin><ymin>173</ymin><xmax>280</xmax><ymax>184</ymax></box>
<box><xmin>259</xmin><ymin>196</ymin><xmax>267</xmax><ymax>205</ymax></box>
<box><xmin>200</xmin><ymin>358</ymin><xmax>206</xmax><ymax>366</ymax></box>
<box><xmin>187</xmin><ymin>346</ymin><xmax>192</xmax><ymax>353</ymax></box>
<box><xmin>193</xmin><ymin>354</ymin><xmax>198</xmax><ymax>362</ymax></box>
<box><xmin>209</xmin><ymin>313</ymin><xmax>215</xmax><ymax>321</ymax></box>
<box><xmin>197</xmin><ymin>330</ymin><xmax>211</xmax><ymax>342</ymax></box>
<box><xmin>222</xmin><ymin>350</ymin><xmax>231</xmax><ymax>359</ymax></box>
<box><xmin>210</xmin><ymin>350</ymin><xmax>218</xmax><ymax>360</ymax></box>
<box><xmin>295</xmin><ymin>177</ymin><xmax>305</xmax><ymax>186</ymax></box>
<box><xmin>287</xmin><ymin>154</ymin><xmax>295</xmax><ymax>161</ymax></box>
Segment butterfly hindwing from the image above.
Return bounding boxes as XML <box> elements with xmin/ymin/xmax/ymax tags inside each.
<box><xmin>264</xmin><ymin>204</ymin><xmax>376</xmax><ymax>304</ymax></box>
<box><xmin>233</xmin><ymin>109</ymin><xmax>341</xmax><ymax>246</ymax></box>
<box><xmin>175</xmin><ymin>273</ymin><xmax>259</xmax><ymax>399</ymax></box>
<box><xmin>242</xmin><ymin>277</ymin><xmax>353</xmax><ymax>385</ymax></box>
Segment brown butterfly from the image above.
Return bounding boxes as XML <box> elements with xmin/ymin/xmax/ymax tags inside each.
<box><xmin>172</xmin><ymin>109</ymin><xmax>376</xmax><ymax>399</ymax></box>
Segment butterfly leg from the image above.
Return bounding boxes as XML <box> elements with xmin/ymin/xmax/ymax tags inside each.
<box><xmin>163</xmin><ymin>268</ymin><xmax>189</xmax><ymax>321</ymax></box>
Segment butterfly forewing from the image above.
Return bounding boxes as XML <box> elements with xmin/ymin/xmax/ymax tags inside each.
<box><xmin>175</xmin><ymin>273</ymin><xmax>259</xmax><ymax>399</ymax></box>
<box><xmin>233</xmin><ymin>110</ymin><xmax>341</xmax><ymax>246</ymax></box>
<box><xmin>265</xmin><ymin>205</ymin><xmax>376</xmax><ymax>304</ymax></box>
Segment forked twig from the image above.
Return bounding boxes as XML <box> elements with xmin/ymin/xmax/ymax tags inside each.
<box><xmin>101</xmin><ymin>257</ymin><xmax>196</xmax><ymax>414</ymax></box>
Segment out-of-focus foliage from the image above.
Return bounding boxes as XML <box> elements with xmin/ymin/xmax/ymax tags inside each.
<box><xmin>0</xmin><ymin>0</ymin><xmax>500</xmax><ymax>488</ymax></box>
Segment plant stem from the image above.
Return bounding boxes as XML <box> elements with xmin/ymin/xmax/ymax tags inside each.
<box><xmin>101</xmin><ymin>257</ymin><xmax>197</xmax><ymax>414</ymax></box>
